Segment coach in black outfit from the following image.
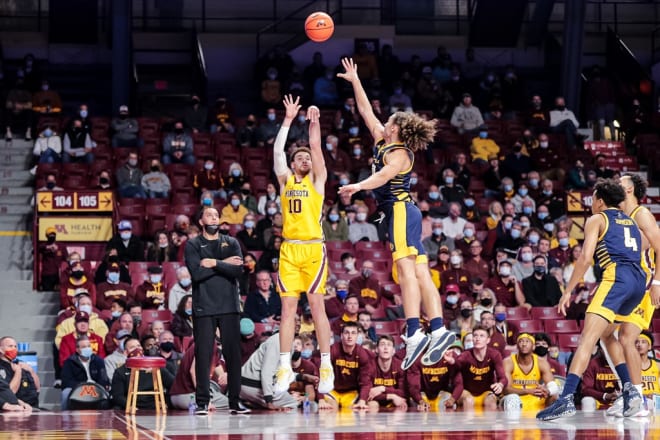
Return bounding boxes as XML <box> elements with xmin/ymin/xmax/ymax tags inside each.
<box><xmin>185</xmin><ymin>206</ymin><xmax>249</xmax><ymax>415</ymax></box>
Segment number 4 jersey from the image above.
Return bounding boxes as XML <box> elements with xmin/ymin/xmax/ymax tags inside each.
<box><xmin>281</xmin><ymin>174</ymin><xmax>324</xmax><ymax>241</ymax></box>
<box><xmin>595</xmin><ymin>208</ymin><xmax>643</xmax><ymax>272</ymax></box>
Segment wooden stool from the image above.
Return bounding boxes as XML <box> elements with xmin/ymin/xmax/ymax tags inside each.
<box><xmin>125</xmin><ymin>356</ymin><xmax>167</xmax><ymax>414</ymax></box>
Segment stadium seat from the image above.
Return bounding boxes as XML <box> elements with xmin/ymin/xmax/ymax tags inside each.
<box><xmin>513</xmin><ymin>319</ymin><xmax>544</xmax><ymax>334</ymax></box>
<box><xmin>328</xmin><ymin>261</ymin><xmax>345</xmax><ymax>273</ymax></box>
<box><xmin>253</xmin><ymin>322</ymin><xmax>276</xmax><ymax>336</ymax></box>
<box><xmin>557</xmin><ymin>333</ymin><xmax>581</xmax><ymax>351</ymax></box>
<box><xmin>170</xmin><ymin>189</ymin><xmax>197</xmax><ymax>205</ymax></box>
<box><xmin>142</xmin><ymin>309</ymin><xmax>173</xmax><ymax>325</ymax></box>
<box><xmin>145</xmin><ymin>203</ymin><xmax>170</xmax><ymax>218</ymax></box>
<box><xmin>325</xmin><ymin>241</ymin><xmax>353</xmax><ymax>252</ymax></box>
<box><xmin>62</xmin><ymin>174</ymin><xmax>89</xmax><ymax>190</ymax></box>
<box><xmin>354</xmin><ymin>241</ymin><xmax>387</xmax><ymax>253</ymax></box>
<box><xmin>544</xmin><ymin>319</ymin><xmax>580</xmax><ymax>334</ymax></box>
<box><xmin>530</xmin><ymin>307</ymin><xmax>564</xmax><ymax>320</ymax></box>
<box><xmin>172</xmin><ymin>204</ymin><xmax>198</xmax><ymax>217</ymax></box>
<box><xmin>373</xmin><ymin>321</ymin><xmax>402</xmax><ymax>336</ymax></box>
<box><xmin>61</xmin><ymin>163</ymin><xmax>89</xmax><ymax>177</ymax></box>
<box><xmin>506</xmin><ymin>307</ymin><xmax>530</xmax><ymax>320</ymax></box>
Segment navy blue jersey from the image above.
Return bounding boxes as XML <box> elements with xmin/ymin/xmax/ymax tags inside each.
<box><xmin>371</xmin><ymin>140</ymin><xmax>413</xmax><ymax>207</ymax></box>
<box><xmin>594</xmin><ymin>208</ymin><xmax>642</xmax><ymax>271</ymax></box>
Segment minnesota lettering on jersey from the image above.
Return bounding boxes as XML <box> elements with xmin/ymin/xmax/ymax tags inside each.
<box><xmin>374</xmin><ymin>377</ymin><xmax>398</xmax><ymax>387</ymax></box>
<box><xmin>470</xmin><ymin>365</ymin><xmax>491</xmax><ymax>376</ymax></box>
<box><xmin>285</xmin><ymin>189</ymin><xmax>309</xmax><ymax>198</ymax></box>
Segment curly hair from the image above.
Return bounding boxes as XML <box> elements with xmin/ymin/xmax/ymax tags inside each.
<box><xmin>623</xmin><ymin>173</ymin><xmax>647</xmax><ymax>201</ymax></box>
<box><xmin>594</xmin><ymin>179</ymin><xmax>626</xmax><ymax>207</ymax></box>
<box><xmin>390</xmin><ymin>111</ymin><xmax>438</xmax><ymax>152</ymax></box>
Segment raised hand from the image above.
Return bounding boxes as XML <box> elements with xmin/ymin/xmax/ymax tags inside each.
<box><xmin>283</xmin><ymin>94</ymin><xmax>301</xmax><ymax>120</ymax></box>
<box><xmin>307</xmin><ymin>105</ymin><xmax>320</xmax><ymax>123</ymax></box>
<box><xmin>337</xmin><ymin>58</ymin><xmax>359</xmax><ymax>83</ymax></box>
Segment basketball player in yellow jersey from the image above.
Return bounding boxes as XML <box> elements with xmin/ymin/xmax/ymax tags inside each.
<box><xmin>272</xmin><ymin>95</ymin><xmax>334</xmax><ymax>395</ymax></box>
<box><xmin>603</xmin><ymin>173</ymin><xmax>660</xmax><ymax>417</ymax></box>
<box><xmin>636</xmin><ymin>331</ymin><xmax>660</xmax><ymax>397</ymax></box>
<box><xmin>501</xmin><ymin>333</ymin><xmax>557</xmax><ymax>412</ymax></box>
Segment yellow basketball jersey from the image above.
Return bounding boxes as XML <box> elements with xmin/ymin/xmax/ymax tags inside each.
<box><xmin>631</xmin><ymin>205</ymin><xmax>656</xmax><ymax>280</ymax></box>
<box><xmin>281</xmin><ymin>174</ymin><xmax>324</xmax><ymax>241</ymax></box>
<box><xmin>511</xmin><ymin>354</ymin><xmax>542</xmax><ymax>391</ymax></box>
<box><xmin>641</xmin><ymin>359</ymin><xmax>660</xmax><ymax>397</ymax></box>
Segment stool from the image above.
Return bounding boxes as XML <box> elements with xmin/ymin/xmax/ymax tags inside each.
<box><xmin>125</xmin><ymin>356</ymin><xmax>167</xmax><ymax>414</ymax></box>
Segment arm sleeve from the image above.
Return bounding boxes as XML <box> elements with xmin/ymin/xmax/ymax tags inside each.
<box><xmin>273</xmin><ymin>126</ymin><xmax>290</xmax><ymax>177</ymax></box>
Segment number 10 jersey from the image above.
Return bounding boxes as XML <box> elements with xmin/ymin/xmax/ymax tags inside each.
<box><xmin>281</xmin><ymin>174</ymin><xmax>324</xmax><ymax>241</ymax></box>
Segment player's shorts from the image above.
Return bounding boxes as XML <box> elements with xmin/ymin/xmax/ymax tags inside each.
<box><xmin>519</xmin><ymin>394</ymin><xmax>547</xmax><ymax>411</ymax></box>
<box><xmin>324</xmin><ymin>390</ymin><xmax>358</xmax><ymax>408</ymax></box>
<box><xmin>382</xmin><ymin>201</ymin><xmax>427</xmax><ymax>263</ymax></box>
<box><xmin>461</xmin><ymin>390</ymin><xmax>495</xmax><ymax>407</ymax></box>
<box><xmin>278</xmin><ymin>241</ymin><xmax>327</xmax><ymax>298</ymax></box>
<box><xmin>422</xmin><ymin>391</ymin><xmax>452</xmax><ymax>411</ymax></box>
<box><xmin>615</xmin><ymin>290</ymin><xmax>654</xmax><ymax>330</ymax></box>
<box><xmin>587</xmin><ymin>263</ymin><xmax>646</xmax><ymax>323</ymax></box>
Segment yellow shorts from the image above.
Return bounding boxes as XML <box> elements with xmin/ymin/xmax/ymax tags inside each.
<box><xmin>520</xmin><ymin>394</ymin><xmax>547</xmax><ymax>411</ymax></box>
<box><xmin>461</xmin><ymin>390</ymin><xmax>494</xmax><ymax>407</ymax></box>
<box><xmin>277</xmin><ymin>241</ymin><xmax>327</xmax><ymax>298</ymax></box>
<box><xmin>422</xmin><ymin>391</ymin><xmax>451</xmax><ymax>411</ymax></box>
<box><xmin>615</xmin><ymin>290</ymin><xmax>654</xmax><ymax>331</ymax></box>
<box><xmin>325</xmin><ymin>390</ymin><xmax>358</xmax><ymax>408</ymax></box>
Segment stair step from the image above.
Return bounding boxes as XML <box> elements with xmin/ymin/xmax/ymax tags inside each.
<box><xmin>0</xmin><ymin>187</ymin><xmax>35</xmax><ymax>196</ymax></box>
<box><xmin>0</xmin><ymin>195</ymin><xmax>32</xmax><ymax>205</ymax></box>
<box><xmin>0</xmin><ymin>204</ymin><xmax>34</xmax><ymax>215</ymax></box>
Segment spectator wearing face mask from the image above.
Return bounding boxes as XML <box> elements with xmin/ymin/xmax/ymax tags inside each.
<box><xmin>548</xmin><ymin>230</ymin><xmax>573</xmax><ymax>268</ymax></box>
<box><xmin>237</xmin><ymin>213</ymin><xmax>264</xmax><ymax>252</ymax></box>
<box><xmin>339</xmin><ymin>252</ymin><xmax>360</xmax><ymax>277</ymax></box>
<box><xmin>238</xmin><ymin>182</ymin><xmax>258</xmax><ymax>213</ymax></box>
<box><xmin>438</xmin><ymin>168</ymin><xmax>466</xmax><ymax>204</ymax></box>
<box><xmin>454</xmin><ymin>223</ymin><xmax>477</xmax><ymax>257</ymax></box>
<box><xmin>549</xmin><ymin>96</ymin><xmax>581</xmax><ymax>149</ymax></box>
<box><xmin>32</xmin><ymin>79</ymin><xmax>62</xmax><ymax>114</ymax></box>
<box><xmin>135</xmin><ymin>266</ymin><xmax>167</xmax><ymax>310</ymax></box>
<box><xmin>536</xmin><ymin>179</ymin><xmax>565</xmax><ymax>220</ymax></box>
<box><xmin>422</xmin><ymin>218</ymin><xmax>454</xmax><ymax>262</ymax></box>
<box><xmin>348</xmin><ymin>205</ymin><xmax>379</xmax><ymax>244</ymax></box>
<box><xmin>450</xmin><ymin>300</ymin><xmax>476</xmax><ymax>339</ymax></box>
<box><xmin>257</xmin><ymin>107</ymin><xmax>281</xmax><ymax>148</ymax></box>
<box><xmin>38</xmin><ymin>226</ymin><xmax>66</xmax><ymax>291</ymax></box>
<box><xmin>522</xmin><ymin>255</ymin><xmax>562</xmax><ymax>307</ymax></box>
<box><xmin>440</xmin><ymin>251</ymin><xmax>471</xmax><ymax>296</ymax></box>
<box><xmin>469</xmin><ymin>125</ymin><xmax>499</xmax><ymax>164</ymax></box>
<box><xmin>183</xmin><ymin>95</ymin><xmax>208</xmax><ymax>133</ymax></box>
<box><xmin>95</xmin><ymin>263</ymin><xmax>134</xmax><ymax>311</ymax></box>
<box><xmin>461</xmin><ymin>194</ymin><xmax>481</xmax><ymax>224</ymax></box>
<box><xmin>512</xmin><ymin>245</ymin><xmax>535</xmax><ymax>282</ymax></box>
<box><xmin>170</xmin><ymin>295</ymin><xmax>193</xmax><ymax>339</ymax></box>
<box><xmin>322</xmin><ymin>207</ymin><xmax>349</xmax><ymax>242</ymax></box>
<box><xmin>62</xmin><ymin>118</ymin><xmax>95</xmax><ymax>164</ymax></box>
<box><xmin>60</xmin><ymin>260</ymin><xmax>97</xmax><ymax>310</ymax></box>
<box><xmin>167</xmin><ymin>267</ymin><xmax>193</xmax><ymax>314</ymax></box>
<box><xmin>116</xmin><ymin>152</ymin><xmax>146</xmax><ymax>198</ymax></box>
<box><xmin>424</xmin><ymin>184</ymin><xmax>444</xmax><ymax>216</ymax></box>
<box><xmin>451</xmin><ymin>93</ymin><xmax>484</xmax><ymax>136</ymax></box>
<box><xmin>257</xmin><ymin>183</ymin><xmax>281</xmax><ymax>216</ymax></box>
<box><xmin>510</xmin><ymin>183</ymin><xmax>536</xmax><ymax>214</ymax></box>
<box><xmin>486</xmin><ymin>260</ymin><xmax>527</xmax><ymax>309</ymax></box>
<box><xmin>348</xmin><ymin>261</ymin><xmax>384</xmax><ymax>315</ymax></box>
<box><xmin>59</xmin><ymin>311</ymin><xmax>106</xmax><ymax>367</ymax></box>
<box><xmin>111</xmin><ymin>105</ymin><xmax>141</xmax><ymax>148</ymax></box>
<box><xmin>60</xmin><ymin>335</ymin><xmax>110</xmax><ymax>410</ymax></box>
<box><xmin>501</xmin><ymin>142</ymin><xmax>532</xmax><ymax>186</ymax></box>
<box><xmin>225</xmin><ymin>162</ymin><xmax>247</xmax><ymax>195</ymax></box>
<box><xmin>106</xmin><ymin>220</ymin><xmax>145</xmax><ymax>263</ymax></box>
<box><xmin>323</xmin><ymin>134</ymin><xmax>351</xmax><ymax>176</ymax></box>
<box><xmin>442</xmin><ymin>202</ymin><xmax>467</xmax><ymax>239</ymax></box>
<box><xmin>238</xmin><ymin>114</ymin><xmax>260</xmax><ymax>148</ymax></box>
<box><xmin>221</xmin><ymin>193</ymin><xmax>249</xmax><ymax>225</ymax></box>
<box><xmin>32</xmin><ymin>125</ymin><xmax>62</xmax><ymax>164</ymax></box>
<box><xmin>442</xmin><ymin>283</ymin><xmax>467</xmax><ymax>324</ymax></box>
<box><xmin>158</xmin><ymin>330</ymin><xmax>183</xmax><ymax>376</ymax></box>
<box><xmin>194</xmin><ymin>158</ymin><xmax>225</xmax><ymax>199</ymax></box>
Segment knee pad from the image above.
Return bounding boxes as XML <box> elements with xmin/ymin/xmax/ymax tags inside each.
<box><xmin>581</xmin><ymin>396</ymin><xmax>597</xmax><ymax>412</ymax></box>
<box><xmin>501</xmin><ymin>394</ymin><xmax>522</xmax><ymax>411</ymax></box>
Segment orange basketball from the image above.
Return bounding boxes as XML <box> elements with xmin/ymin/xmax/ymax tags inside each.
<box><xmin>305</xmin><ymin>12</ymin><xmax>334</xmax><ymax>42</ymax></box>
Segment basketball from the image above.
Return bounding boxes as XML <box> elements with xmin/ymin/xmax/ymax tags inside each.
<box><xmin>305</xmin><ymin>12</ymin><xmax>334</xmax><ymax>42</ymax></box>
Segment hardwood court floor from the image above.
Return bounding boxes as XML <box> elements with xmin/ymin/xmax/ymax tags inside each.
<box><xmin>0</xmin><ymin>409</ymin><xmax>657</xmax><ymax>440</ymax></box>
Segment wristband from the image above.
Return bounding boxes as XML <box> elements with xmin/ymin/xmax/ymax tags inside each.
<box><xmin>547</xmin><ymin>381</ymin><xmax>559</xmax><ymax>396</ymax></box>
<box><xmin>652</xmin><ymin>280</ymin><xmax>660</xmax><ymax>287</ymax></box>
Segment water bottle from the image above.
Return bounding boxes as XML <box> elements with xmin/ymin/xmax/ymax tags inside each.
<box><xmin>188</xmin><ymin>395</ymin><xmax>196</xmax><ymax>414</ymax></box>
<box><xmin>303</xmin><ymin>393</ymin><xmax>311</xmax><ymax>415</ymax></box>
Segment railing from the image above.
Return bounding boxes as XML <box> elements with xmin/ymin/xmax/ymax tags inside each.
<box><xmin>192</xmin><ymin>28</ymin><xmax>208</xmax><ymax>98</ymax></box>
<box><xmin>651</xmin><ymin>26</ymin><xmax>660</xmax><ymax>65</ymax></box>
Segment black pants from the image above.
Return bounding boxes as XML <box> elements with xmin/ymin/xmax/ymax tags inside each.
<box><xmin>193</xmin><ymin>313</ymin><xmax>241</xmax><ymax>408</ymax></box>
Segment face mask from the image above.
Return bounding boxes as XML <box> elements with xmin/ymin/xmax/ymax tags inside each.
<box><xmin>339</xmin><ymin>178</ymin><xmax>349</xmax><ymax>186</ymax></box>
<box><xmin>538</xmin><ymin>212</ymin><xmax>548</xmax><ymax>220</ymax></box>
<box><xmin>559</xmin><ymin>238</ymin><xmax>569</xmax><ymax>247</ymax></box>
<box><xmin>246</xmin><ymin>120</ymin><xmax>255</xmax><ymax>127</ymax></box>
<box><xmin>325</xmin><ymin>143</ymin><xmax>333</xmax><ymax>151</ymax></box>
<box><xmin>549</xmin><ymin>350</ymin><xmax>559</xmax><ymax>359</ymax></box>
<box><xmin>504</xmin><ymin>184</ymin><xmax>513</xmax><ymax>192</ymax></box>
<box><xmin>78</xmin><ymin>304</ymin><xmax>92</xmax><ymax>315</ymax></box>
<box><xmin>146</xmin><ymin>347</ymin><xmax>159</xmax><ymax>356</ymax></box>
<box><xmin>504</xmin><ymin>221</ymin><xmax>512</xmax><ymax>230</ymax></box>
<box><xmin>71</xmin><ymin>270</ymin><xmax>85</xmax><ymax>279</ymax></box>
<box><xmin>204</xmin><ymin>224</ymin><xmax>219</xmax><ymax>235</ymax></box>
<box><xmin>328</xmin><ymin>213</ymin><xmax>339</xmax><ymax>223</ymax></box>
<box><xmin>80</xmin><ymin>347</ymin><xmax>93</xmax><ymax>358</ymax></box>
<box><xmin>120</xmin><ymin>231</ymin><xmax>132</xmax><ymax>241</ymax></box>
<box><xmin>495</xmin><ymin>312</ymin><xmax>506</xmax><ymax>322</ymax></box>
<box><xmin>185</xmin><ymin>308</ymin><xmax>193</xmax><ymax>316</ymax></box>
<box><xmin>151</xmin><ymin>166</ymin><xmax>161</xmax><ymax>173</ymax></box>
<box><xmin>510</xmin><ymin>229</ymin><xmax>521</xmax><ymax>239</ymax></box>
<box><xmin>336</xmin><ymin>289</ymin><xmax>348</xmax><ymax>301</ymax></box>
<box><xmin>231</xmin><ymin>169</ymin><xmax>241</xmax><ymax>177</ymax></box>
<box><xmin>349</xmin><ymin>127</ymin><xmax>359</xmax><ymax>137</ymax></box>
<box><xmin>534</xmin><ymin>265</ymin><xmax>546</xmax><ymax>274</ymax></box>
<box><xmin>408</xmin><ymin>177</ymin><xmax>418</xmax><ymax>186</ymax></box>
<box><xmin>464</xmin><ymin>341</ymin><xmax>474</xmax><ymax>350</ymax></box>
<box><xmin>445</xmin><ymin>176</ymin><xmax>454</xmax><ymax>185</ymax></box>
<box><xmin>428</xmin><ymin>191</ymin><xmax>439</xmax><ymax>200</ymax></box>
<box><xmin>446</xmin><ymin>294</ymin><xmax>459</xmax><ymax>305</ymax></box>
<box><xmin>298</xmin><ymin>115</ymin><xmax>306</xmax><ymax>123</ymax></box>
<box><xmin>528</xmin><ymin>179</ymin><xmax>539</xmax><ymax>188</ymax></box>
<box><xmin>43</xmin><ymin>128</ymin><xmax>53</xmax><ymax>138</ymax></box>
<box><xmin>479</xmin><ymin>131</ymin><xmax>487</xmax><ymax>139</ymax></box>
<box><xmin>421</xmin><ymin>210</ymin><xmax>430</xmax><ymax>218</ymax></box>
<box><xmin>556</xmin><ymin>105</ymin><xmax>566</xmax><ymax>111</ymax></box>
<box><xmin>433</xmin><ymin>228</ymin><xmax>443</xmax><ymax>236</ymax></box>
<box><xmin>542</xmin><ymin>189</ymin><xmax>553</xmax><ymax>196</ymax></box>
<box><xmin>128</xmin><ymin>158</ymin><xmax>138</xmax><ymax>167</ymax></box>
<box><xmin>204</xmin><ymin>162</ymin><xmax>214</xmax><ymax>171</ymax></box>
<box><xmin>450</xmin><ymin>255</ymin><xmax>462</xmax><ymax>265</ymax></box>
<box><xmin>521</xmin><ymin>253</ymin><xmax>533</xmax><ymax>262</ymax></box>
<box><xmin>499</xmin><ymin>266</ymin><xmax>511</xmax><ymax>277</ymax></box>
<box><xmin>353</xmin><ymin>148</ymin><xmax>361</xmax><ymax>156</ymax></box>
<box><xmin>460</xmin><ymin>309</ymin><xmax>472</xmax><ymax>318</ymax></box>
<box><xmin>301</xmin><ymin>349</ymin><xmax>313</xmax><ymax>359</ymax></box>
<box><xmin>480</xmin><ymin>298</ymin><xmax>492</xmax><ymax>307</ymax></box>
<box><xmin>80</xmin><ymin>110</ymin><xmax>88</xmax><ymax>118</ymax></box>
<box><xmin>534</xmin><ymin>346</ymin><xmax>548</xmax><ymax>357</ymax></box>
<box><xmin>45</xmin><ymin>181</ymin><xmax>56</xmax><ymax>189</ymax></box>
<box><xmin>46</xmin><ymin>234</ymin><xmax>56</xmax><ymax>244</ymax></box>
<box><xmin>544</xmin><ymin>223</ymin><xmax>554</xmax><ymax>232</ymax></box>
<box><xmin>202</xmin><ymin>197</ymin><xmax>213</xmax><ymax>207</ymax></box>
<box><xmin>111</xmin><ymin>310</ymin><xmax>122</xmax><ymax>319</ymax></box>
<box><xmin>150</xmin><ymin>275</ymin><xmax>162</xmax><ymax>284</ymax></box>
<box><xmin>3</xmin><ymin>348</ymin><xmax>18</xmax><ymax>361</ymax></box>
<box><xmin>465</xmin><ymin>199</ymin><xmax>475</xmax><ymax>207</ymax></box>
<box><xmin>108</xmin><ymin>272</ymin><xmax>120</xmax><ymax>284</ymax></box>
<box><xmin>356</xmin><ymin>213</ymin><xmax>367</xmax><ymax>222</ymax></box>
<box><xmin>231</xmin><ymin>199</ymin><xmax>241</xmax><ymax>208</ymax></box>
<box><xmin>529</xmin><ymin>234</ymin><xmax>539</xmax><ymax>244</ymax></box>
<box><xmin>267</xmin><ymin>113</ymin><xmax>276</xmax><ymax>121</ymax></box>
<box><xmin>539</xmin><ymin>141</ymin><xmax>549</xmax><ymax>149</ymax></box>
<box><xmin>267</xmin><ymin>207</ymin><xmax>278</xmax><ymax>216</ymax></box>
<box><xmin>99</xmin><ymin>177</ymin><xmax>109</xmax><ymax>185</ymax></box>
<box><xmin>362</xmin><ymin>269</ymin><xmax>372</xmax><ymax>278</ymax></box>
<box><xmin>159</xmin><ymin>341</ymin><xmax>175</xmax><ymax>353</ymax></box>
<box><xmin>518</xmin><ymin>189</ymin><xmax>528</xmax><ymax>197</ymax></box>
<box><xmin>463</xmin><ymin>229</ymin><xmax>474</xmax><ymax>238</ymax></box>
<box><xmin>522</xmin><ymin>207</ymin><xmax>534</xmax><ymax>216</ymax></box>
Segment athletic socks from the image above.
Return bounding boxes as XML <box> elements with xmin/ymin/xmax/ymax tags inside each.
<box><xmin>429</xmin><ymin>317</ymin><xmax>444</xmax><ymax>333</ymax></box>
<box><xmin>406</xmin><ymin>318</ymin><xmax>421</xmax><ymax>338</ymax></box>
<box><xmin>562</xmin><ymin>373</ymin><xmax>581</xmax><ymax>397</ymax></box>
<box><xmin>615</xmin><ymin>364</ymin><xmax>632</xmax><ymax>386</ymax></box>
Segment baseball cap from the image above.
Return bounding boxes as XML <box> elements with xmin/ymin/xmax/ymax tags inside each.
<box><xmin>116</xmin><ymin>329</ymin><xmax>131</xmax><ymax>340</ymax></box>
<box><xmin>118</xmin><ymin>220</ymin><xmax>132</xmax><ymax>231</ymax></box>
<box><xmin>438</xmin><ymin>245</ymin><xmax>450</xmax><ymax>253</ymax></box>
<box><xmin>445</xmin><ymin>283</ymin><xmax>460</xmax><ymax>294</ymax></box>
<box><xmin>462</xmin><ymin>92</ymin><xmax>472</xmax><ymax>98</ymax></box>
<box><xmin>240</xmin><ymin>318</ymin><xmax>255</xmax><ymax>336</ymax></box>
<box><xmin>119</xmin><ymin>105</ymin><xmax>129</xmax><ymax>113</ymax></box>
<box><xmin>75</xmin><ymin>311</ymin><xmax>90</xmax><ymax>323</ymax></box>
<box><xmin>46</xmin><ymin>227</ymin><xmax>57</xmax><ymax>235</ymax></box>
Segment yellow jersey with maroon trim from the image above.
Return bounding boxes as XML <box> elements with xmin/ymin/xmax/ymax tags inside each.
<box><xmin>281</xmin><ymin>174</ymin><xmax>324</xmax><ymax>241</ymax></box>
<box><xmin>511</xmin><ymin>354</ymin><xmax>542</xmax><ymax>391</ymax></box>
<box><xmin>641</xmin><ymin>359</ymin><xmax>660</xmax><ymax>397</ymax></box>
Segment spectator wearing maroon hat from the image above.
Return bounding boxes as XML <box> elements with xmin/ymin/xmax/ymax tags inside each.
<box><xmin>135</xmin><ymin>266</ymin><xmax>167</xmax><ymax>310</ymax></box>
<box><xmin>442</xmin><ymin>283</ymin><xmax>467</xmax><ymax>324</ymax></box>
<box><xmin>96</xmin><ymin>262</ymin><xmax>134</xmax><ymax>311</ymax></box>
<box><xmin>59</xmin><ymin>311</ymin><xmax>105</xmax><ymax>367</ymax></box>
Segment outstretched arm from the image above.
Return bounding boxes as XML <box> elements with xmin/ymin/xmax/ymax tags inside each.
<box><xmin>338</xmin><ymin>148</ymin><xmax>409</xmax><ymax>197</ymax></box>
<box><xmin>273</xmin><ymin>94</ymin><xmax>299</xmax><ymax>188</ymax></box>
<box><xmin>307</xmin><ymin>105</ymin><xmax>327</xmax><ymax>188</ymax></box>
<box><xmin>337</xmin><ymin>58</ymin><xmax>384</xmax><ymax>141</ymax></box>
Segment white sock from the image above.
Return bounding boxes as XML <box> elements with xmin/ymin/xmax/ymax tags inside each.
<box><xmin>279</xmin><ymin>353</ymin><xmax>291</xmax><ymax>368</ymax></box>
<box><xmin>320</xmin><ymin>352</ymin><xmax>331</xmax><ymax>366</ymax></box>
